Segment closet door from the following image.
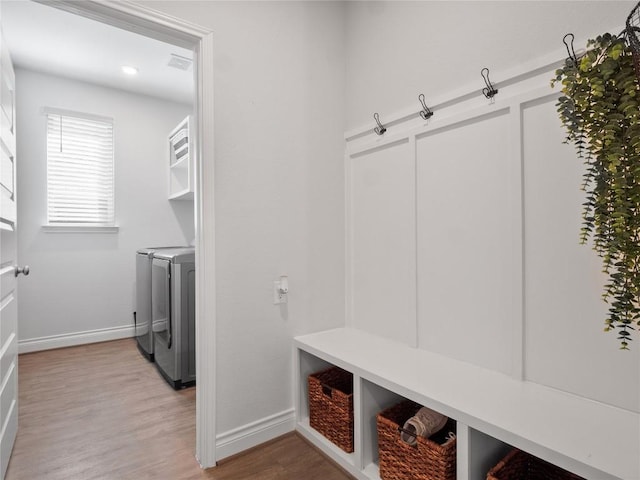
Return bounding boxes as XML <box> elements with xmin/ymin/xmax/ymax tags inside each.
<box><xmin>1</xmin><ymin>32</ymin><xmax>21</xmax><ymax>480</ymax></box>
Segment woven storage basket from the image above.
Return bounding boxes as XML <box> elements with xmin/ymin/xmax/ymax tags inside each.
<box><xmin>377</xmin><ymin>400</ymin><xmax>456</xmax><ymax>480</ymax></box>
<box><xmin>487</xmin><ymin>449</ymin><xmax>585</xmax><ymax>480</ymax></box>
<box><xmin>308</xmin><ymin>366</ymin><xmax>354</xmax><ymax>453</ymax></box>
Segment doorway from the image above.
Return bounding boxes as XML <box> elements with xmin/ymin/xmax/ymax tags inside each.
<box><xmin>0</xmin><ymin>0</ymin><xmax>216</xmax><ymax>470</ymax></box>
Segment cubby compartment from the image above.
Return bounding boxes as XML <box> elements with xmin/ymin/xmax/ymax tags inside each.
<box><xmin>459</xmin><ymin>426</ymin><xmax>590</xmax><ymax>480</ymax></box>
<box><xmin>360</xmin><ymin>379</ymin><xmax>406</xmax><ymax>479</ymax></box>
<box><xmin>486</xmin><ymin>446</ymin><xmax>586</xmax><ymax>480</ymax></box>
<box><xmin>294</xmin><ymin>329</ymin><xmax>636</xmax><ymax>480</ymax></box>
<box><xmin>296</xmin><ymin>350</ymin><xmax>334</xmax><ymax>423</ymax></box>
<box><xmin>458</xmin><ymin>425</ymin><xmax>511</xmax><ymax>480</ymax></box>
<box><xmin>376</xmin><ymin>399</ymin><xmax>456</xmax><ymax>480</ymax></box>
<box><xmin>308</xmin><ymin>366</ymin><xmax>354</xmax><ymax>453</ymax></box>
<box><xmin>295</xmin><ymin>350</ymin><xmax>357</xmax><ymax>473</ymax></box>
<box><xmin>169</xmin><ymin>155</ymin><xmax>190</xmax><ymax>198</ymax></box>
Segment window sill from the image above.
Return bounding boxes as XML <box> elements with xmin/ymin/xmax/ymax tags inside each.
<box><xmin>42</xmin><ymin>225</ymin><xmax>119</xmax><ymax>233</ymax></box>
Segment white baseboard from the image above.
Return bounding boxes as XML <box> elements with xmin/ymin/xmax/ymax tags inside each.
<box><xmin>18</xmin><ymin>325</ymin><xmax>135</xmax><ymax>354</ymax></box>
<box><xmin>215</xmin><ymin>408</ymin><xmax>296</xmax><ymax>460</ymax></box>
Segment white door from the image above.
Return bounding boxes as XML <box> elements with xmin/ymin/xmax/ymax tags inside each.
<box><xmin>0</xmin><ymin>31</ymin><xmax>23</xmax><ymax>480</ymax></box>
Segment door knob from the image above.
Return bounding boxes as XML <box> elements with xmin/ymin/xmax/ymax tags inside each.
<box><xmin>15</xmin><ymin>265</ymin><xmax>29</xmax><ymax>277</ymax></box>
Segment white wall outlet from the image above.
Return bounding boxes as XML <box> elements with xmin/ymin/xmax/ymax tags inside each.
<box><xmin>273</xmin><ymin>280</ymin><xmax>288</xmax><ymax>304</ymax></box>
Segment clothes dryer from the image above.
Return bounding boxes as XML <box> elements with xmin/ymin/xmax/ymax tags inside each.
<box><xmin>152</xmin><ymin>247</ymin><xmax>196</xmax><ymax>389</ymax></box>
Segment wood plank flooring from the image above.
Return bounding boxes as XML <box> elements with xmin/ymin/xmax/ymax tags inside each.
<box><xmin>5</xmin><ymin>339</ymin><xmax>354</xmax><ymax>480</ymax></box>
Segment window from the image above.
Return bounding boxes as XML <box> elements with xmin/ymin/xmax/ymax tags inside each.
<box><xmin>46</xmin><ymin>109</ymin><xmax>114</xmax><ymax>227</ymax></box>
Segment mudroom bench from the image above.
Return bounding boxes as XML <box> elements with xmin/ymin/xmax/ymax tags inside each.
<box><xmin>294</xmin><ymin>327</ymin><xmax>639</xmax><ymax>480</ymax></box>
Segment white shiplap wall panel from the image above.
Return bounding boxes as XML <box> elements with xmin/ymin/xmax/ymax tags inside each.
<box><xmin>349</xmin><ymin>139</ymin><xmax>416</xmax><ymax>346</ymax></box>
<box><xmin>522</xmin><ymin>97</ymin><xmax>640</xmax><ymax>412</ymax></box>
<box><xmin>416</xmin><ymin>111</ymin><xmax>516</xmax><ymax>375</ymax></box>
<box><xmin>345</xmin><ymin>78</ymin><xmax>640</xmax><ymax>414</ymax></box>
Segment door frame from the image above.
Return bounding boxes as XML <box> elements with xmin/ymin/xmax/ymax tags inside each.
<box><xmin>34</xmin><ymin>0</ymin><xmax>217</xmax><ymax>468</ymax></box>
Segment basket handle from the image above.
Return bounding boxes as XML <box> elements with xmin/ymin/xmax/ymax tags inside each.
<box><xmin>396</xmin><ymin>426</ymin><xmax>419</xmax><ymax>448</ymax></box>
<box><xmin>321</xmin><ymin>383</ymin><xmax>333</xmax><ymax>398</ymax></box>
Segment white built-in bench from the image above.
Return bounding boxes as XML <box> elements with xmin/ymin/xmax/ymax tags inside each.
<box><xmin>294</xmin><ymin>327</ymin><xmax>639</xmax><ymax>480</ymax></box>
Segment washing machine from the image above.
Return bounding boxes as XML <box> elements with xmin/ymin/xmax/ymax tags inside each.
<box><xmin>135</xmin><ymin>247</ymin><xmax>185</xmax><ymax>361</ymax></box>
<box><xmin>152</xmin><ymin>247</ymin><xmax>196</xmax><ymax>389</ymax></box>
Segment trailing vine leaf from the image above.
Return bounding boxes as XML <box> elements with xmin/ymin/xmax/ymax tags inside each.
<box><xmin>552</xmin><ymin>33</ymin><xmax>640</xmax><ymax>349</ymax></box>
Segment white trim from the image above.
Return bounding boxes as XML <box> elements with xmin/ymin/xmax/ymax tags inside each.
<box><xmin>215</xmin><ymin>409</ymin><xmax>296</xmax><ymax>461</ymax></box>
<box><xmin>352</xmin><ymin>372</ymin><xmax>363</xmax><ymax>471</ymax></box>
<box><xmin>344</xmin><ymin>58</ymin><xmax>556</xmax><ymax>142</ymax></box>
<box><xmin>194</xmin><ymin>30</ymin><xmax>217</xmax><ymax>469</ymax></box>
<box><xmin>347</xmin><ymin>102</ymin><xmax>508</xmax><ymax>158</ymax></box>
<box><xmin>509</xmin><ymin>99</ymin><xmax>525</xmax><ymax>381</ymax></box>
<box><xmin>0</xmin><ymin>266</ymin><xmax>13</xmax><ymax>280</ymax></box>
<box><xmin>0</xmin><ymin>293</ymin><xmax>14</xmax><ymax>313</ymax></box>
<box><xmin>35</xmin><ymin>0</ymin><xmax>209</xmax><ymax>48</ymax></box>
<box><xmin>0</xmin><ymin>333</ymin><xmax>16</xmax><ymax>359</ymax></box>
<box><xmin>26</xmin><ymin>1</ymin><xmax>217</xmax><ymax>468</ymax></box>
<box><xmin>0</xmin><ymin>362</ymin><xmax>16</xmax><ymax>406</ymax></box>
<box><xmin>344</xmin><ymin>152</ymin><xmax>353</xmax><ymax>327</ymax></box>
<box><xmin>348</xmin><ymin>132</ymin><xmax>411</xmax><ymax>158</ymax></box>
<box><xmin>18</xmin><ymin>324</ymin><xmax>135</xmax><ymax>354</ymax></box>
<box><xmin>408</xmin><ymin>134</ymin><xmax>418</xmax><ymax>349</ymax></box>
<box><xmin>456</xmin><ymin>422</ymin><xmax>471</xmax><ymax>480</ymax></box>
<box><xmin>42</xmin><ymin>225</ymin><xmax>119</xmax><ymax>233</ymax></box>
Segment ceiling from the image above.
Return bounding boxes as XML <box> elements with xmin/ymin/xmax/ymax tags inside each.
<box><xmin>1</xmin><ymin>0</ymin><xmax>194</xmax><ymax>105</ymax></box>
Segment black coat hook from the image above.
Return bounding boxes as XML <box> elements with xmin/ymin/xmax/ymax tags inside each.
<box><xmin>373</xmin><ymin>113</ymin><xmax>387</xmax><ymax>135</ymax></box>
<box><xmin>418</xmin><ymin>94</ymin><xmax>434</xmax><ymax>120</ymax></box>
<box><xmin>481</xmin><ymin>67</ymin><xmax>498</xmax><ymax>99</ymax></box>
<box><xmin>563</xmin><ymin>33</ymin><xmax>578</xmax><ymax>67</ymax></box>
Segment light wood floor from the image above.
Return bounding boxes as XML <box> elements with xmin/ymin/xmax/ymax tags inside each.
<box><xmin>6</xmin><ymin>338</ymin><xmax>354</xmax><ymax>480</ymax></box>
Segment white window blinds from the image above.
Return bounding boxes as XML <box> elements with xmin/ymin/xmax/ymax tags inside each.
<box><xmin>46</xmin><ymin>112</ymin><xmax>114</xmax><ymax>226</ymax></box>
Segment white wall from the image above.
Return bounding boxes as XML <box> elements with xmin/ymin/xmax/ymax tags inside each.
<box><xmin>16</xmin><ymin>68</ymin><xmax>193</xmax><ymax>344</ymax></box>
<box><xmin>30</xmin><ymin>0</ymin><xmax>634</xmax><ymax>463</ymax></box>
<box><xmin>343</xmin><ymin>1</ymin><xmax>639</xmax><ymax>414</ymax></box>
<box><xmin>345</xmin><ymin>1</ymin><xmax>636</xmax><ymax>130</ymax></box>
<box><xmin>134</xmin><ymin>1</ymin><xmax>347</xmax><ymax>447</ymax></box>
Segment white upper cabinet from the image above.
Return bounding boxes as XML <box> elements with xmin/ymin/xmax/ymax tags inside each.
<box><xmin>168</xmin><ymin>115</ymin><xmax>193</xmax><ymax>200</ymax></box>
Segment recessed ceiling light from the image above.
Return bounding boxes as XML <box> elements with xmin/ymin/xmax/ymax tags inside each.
<box><xmin>121</xmin><ymin>65</ymin><xmax>138</xmax><ymax>76</ymax></box>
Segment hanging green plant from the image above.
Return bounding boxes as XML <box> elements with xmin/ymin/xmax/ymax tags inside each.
<box><xmin>552</xmin><ymin>33</ymin><xmax>640</xmax><ymax>349</ymax></box>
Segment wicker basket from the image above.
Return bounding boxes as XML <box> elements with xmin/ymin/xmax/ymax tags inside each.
<box><xmin>377</xmin><ymin>400</ymin><xmax>456</xmax><ymax>480</ymax></box>
<box><xmin>308</xmin><ymin>366</ymin><xmax>354</xmax><ymax>453</ymax></box>
<box><xmin>487</xmin><ymin>449</ymin><xmax>585</xmax><ymax>480</ymax></box>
